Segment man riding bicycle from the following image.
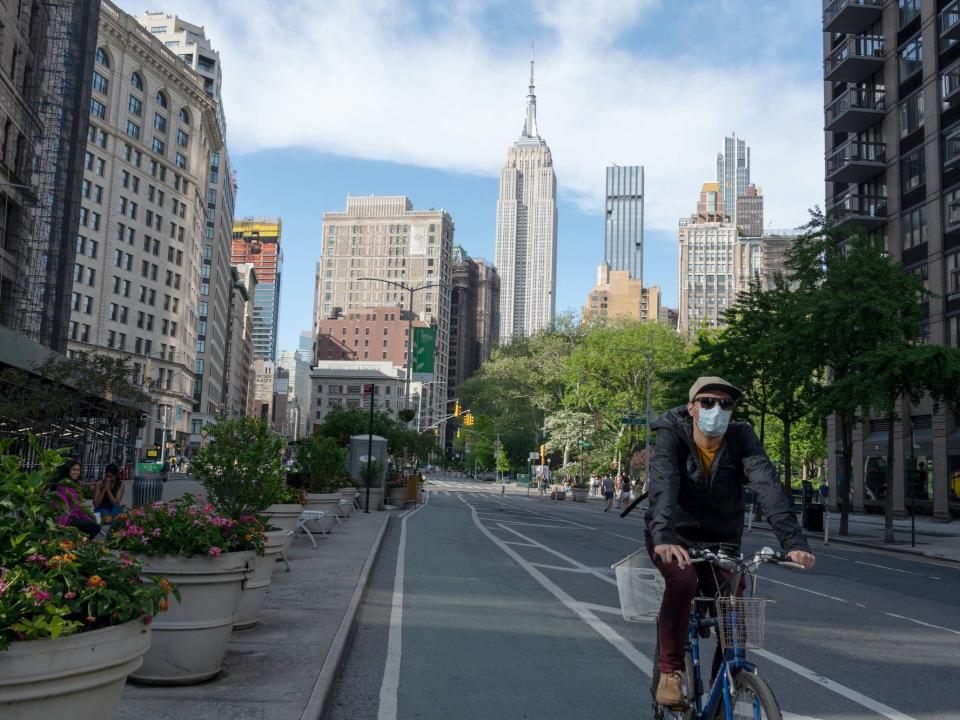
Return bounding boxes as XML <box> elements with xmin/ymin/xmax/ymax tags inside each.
<box><xmin>645</xmin><ymin>376</ymin><xmax>816</xmax><ymax>707</ymax></box>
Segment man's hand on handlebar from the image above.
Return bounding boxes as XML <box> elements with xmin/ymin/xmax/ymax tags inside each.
<box><xmin>785</xmin><ymin>549</ymin><xmax>816</xmax><ymax>570</ymax></box>
<box><xmin>654</xmin><ymin>544</ymin><xmax>691</xmax><ymax>569</ymax></box>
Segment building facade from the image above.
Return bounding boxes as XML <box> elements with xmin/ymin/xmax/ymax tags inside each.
<box><xmin>604</xmin><ymin>165</ymin><xmax>644</xmax><ymax>281</ymax></box>
<box><xmin>315</xmin><ymin>306</ymin><xmax>429</xmax><ymax>367</ymax></box>
<box><xmin>717</xmin><ymin>133</ymin><xmax>751</xmax><ymax>228</ymax></box>
<box><xmin>448</xmin><ymin>247</ymin><xmax>501</xmax><ymax>392</ymax></box>
<box><xmin>475</xmin><ymin>258</ymin><xmax>501</xmax><ymax>365</ymax></box>
<box><xmin>223</xmin><ymin>264</ymin><xmax>254</xmax><ymax>417</ymax></box>
<box><xmin>137</xmin><ymin>12</ymin><xmax>237</xmax><ymax>447</ymax></box>
<box><xmin>0</xmin><ymin>0</ymin><xmax>101</xmax><ymax>353</ymax></box>
<box><xmin>736</xmin><ymin>184</ymin><xmax>765</xmax><ymax>237</ymax></box>
<box><xmin>309</xmin><ymin>360</ymin><xmax>406</xmax><ymax>430</ymax></box>
<box><xmin>316</xmin><ymin>196</ymin><xmax>453</xmax><ymax>430</ymax></box>
<box><xmin>495</xmin><ymin>58</ymin><xmax>558</xmax><ymax>342</ymax></box>
<box><xmin>822</xmin><ymin>0</ymin><xmax>960</xmax><ymax>518</ymax></box>
<box><xmin>67</xmin><ymin>2</ymin><xmax>223</xmax><ymax>457</ymax></box>
<box><xmin>232</xmin><ymin>218</ymin><xmax>282</xmax><ymax>360</ymax></box>
<box><xmin>583</xmin><ymin>264</ymin><xmax>660</xmax><ymax>324</ymax></box>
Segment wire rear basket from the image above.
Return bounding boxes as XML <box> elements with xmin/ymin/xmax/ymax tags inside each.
<box><xmin>714</xmin><ymin>597</ymin><xmax>769</xmax><ymax>649</ymax></box>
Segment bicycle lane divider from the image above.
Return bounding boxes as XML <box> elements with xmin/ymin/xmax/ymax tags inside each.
<box><xmin>376</xmin><ymin>502</ymin><xmax>428</xmax><ymax>720</ymax></box>
<box><xmin>467</xmin><ymin>495</ymin><xmax>918</xmax><ymax>720</ymax></box>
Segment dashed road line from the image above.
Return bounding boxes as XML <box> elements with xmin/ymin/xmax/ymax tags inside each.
<box><xmin>761</xmin><ymin>576</ymin><xmax>848</xmax><ymax>603</ymax></box>
<box><xmin>884</xmin><ymin>612</ymin><xmax>960</xmax><ymax>636</ymax></box>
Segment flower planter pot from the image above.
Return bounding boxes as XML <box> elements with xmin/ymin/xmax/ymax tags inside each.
<box><xmin>129</xmin><ymin>550</ymin><xmax>254</xmax><ymax>685</ymax></box>
<box><xmin>0</xmin><ymin>619</ymin><xmax>151</xmax><ymax>720</ymax></box>
<box><xmin>262</xmin><ymin>503</ymin><xmax>303</xmax><ymax>553</ymax></box>
<box><xmin>304</xmin><ymin>511</ymin><xmax>336</xmax><ymax>535</ymax></box>
<box><xmin>235</xmin><ymin>529</ymin><xmax>286</xmax><ymax>629</ymax></box>
<box><xmin>354</xmin><ymin>487</ymin><xmax>383</xmax><ymax>511</ymax></box>
<box><xmin>571</xmin><ymin>487</ymin><xmax>590</xmax><ymax>503</ymax></box>
<box><xmin>305</xmin><ymin>493</ymin><xmax>346</xmax><ymax>526</ymax></box>
<box><xmin>386</xmin><ymin>488</ymin><xmax>405</xmax><ymax>507</ymax></box>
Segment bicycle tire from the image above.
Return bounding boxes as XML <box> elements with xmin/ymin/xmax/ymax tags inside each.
<box><xmin>715</xmin><ymin>672</ymin><xmax>782</xmax><ymax>720</ymax></box>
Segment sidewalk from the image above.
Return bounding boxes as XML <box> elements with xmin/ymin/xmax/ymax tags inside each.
<box><xmin>116</xmin><ymin>508</ymin><xmax>390</xmax><ymax>720</ymax></box>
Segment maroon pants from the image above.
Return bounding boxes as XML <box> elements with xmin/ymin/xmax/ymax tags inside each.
<box><xmin>644</xmin><ymin>536</ymin><xmax>743</xmax><ymax>673</ymax></box>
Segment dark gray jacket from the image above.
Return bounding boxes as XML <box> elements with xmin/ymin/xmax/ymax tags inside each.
<box><xmin>644</xmin><ymin>405</ymin><xmax>809</xmax><ymax>552</ymax></box>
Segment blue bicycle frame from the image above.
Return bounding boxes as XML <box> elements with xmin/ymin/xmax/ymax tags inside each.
<box><xmin>685</xmin><ymin>603</ymin><xmax>757</xmax><ymax>719</ymax></box>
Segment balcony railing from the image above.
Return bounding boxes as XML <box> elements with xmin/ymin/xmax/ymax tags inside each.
<box><xmin>944</xmin><ymin>64</ymin><xmax>960</xmax><ymax>103</ymax></box>
<box><xmin>824</xmin><ymin>87</ymin><xmax>884</xmax><ymax>132</ymax></box>
<box><xmin>829</xmin><ymin>193</ymin><xmax>888</xmax><ymax>230</ymax></box>
<box><xmin>942</xmin><ymin>0</ymin><xmax>960</xmax><ymax>41</ymax></box>
<box><xmin>825</xmin><ymin>34</ymin><xmax>884</xmax><ymax>83</ymax></box>
<box><xmin>946</xmin><ymin>199</ymin><xmax>960</xmax><ymax>229</ymax></box>
<box><xmin>826</xmin><ymin>140</ymin><xmax>885</xmax><ymax>183</ymax></box>
<box><xmin>824</xmin><ymin>0</ymin><xmax>883</xmax><ymax>35</ymax></box>
<box><xmin>945</xmin><ymin>129</ymin><xmax>960</xmax><ymax>169</ymax></box>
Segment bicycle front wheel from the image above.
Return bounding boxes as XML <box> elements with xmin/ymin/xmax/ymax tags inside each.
<box><xmin>718</xmin><ymin>672</ymin><xmax>782</xmax><ymax>720</ymax></box>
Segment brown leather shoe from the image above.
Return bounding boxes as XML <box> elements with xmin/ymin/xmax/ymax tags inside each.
<box><xmin>656</xmin><ymin>670</ymin><xmax>685</xmax><ymax>707</ymax></box>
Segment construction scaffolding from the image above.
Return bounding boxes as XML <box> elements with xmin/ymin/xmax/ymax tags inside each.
<box><xmin>5</xmin><ymin>0</ymin><xmax>100</xmax><ymax>353</ymax></box>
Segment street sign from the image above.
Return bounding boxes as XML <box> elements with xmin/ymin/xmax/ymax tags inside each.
<box><xmin>580</xmin><ymin>441</ymin><xmax>593</xmax><ymax>450</ymax></box>
<box><xmin>528</xmin><ymin>452</ymin><xmax>539</xmax><ymax>460</ymax></box>
<box><xmin>412</xmin><ymin>327</ymin><xmax>436</xmax><ymax>382</ymax></box>
<box><xmin>620</xmin><ymin>417</ymin><xmax>647</xmax><ymax>426</ymax></box>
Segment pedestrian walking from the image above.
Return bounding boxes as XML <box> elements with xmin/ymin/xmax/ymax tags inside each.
<box><xmin>590</xmin><ymin>474</ymin><xmax>598</xmax><ymax>496</ymax></box>
<box><xmin>601</xmin><ymin>474</ymin><xmax>615</xmax><ymax>512</ymax></box>
<box><xmin>619</xmin><ymin>474</ymin><xmax>631</xmax><ymax>509</ymax></box>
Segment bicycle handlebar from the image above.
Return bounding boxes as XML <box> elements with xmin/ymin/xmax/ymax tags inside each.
<box><xmin>687</xmin><ymin>545</ymin><xmax>806</xmax><ymax>572</ymax></box>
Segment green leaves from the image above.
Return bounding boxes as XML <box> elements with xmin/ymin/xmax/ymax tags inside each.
<box><xmin>294</xmin><ymin>435</ymin><xmax>347</xmax><ymax>493</ymax></box>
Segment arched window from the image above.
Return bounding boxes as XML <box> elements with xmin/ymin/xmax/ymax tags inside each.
<box><xmin>156</xmin><ymin>90</ymin><xmax>168</xmax><ymax>109</ymax></box>
<box><xmin>131</xmin><ymin>72</ymin><xmax>144</xmax><ymax>90</ymax></box>
<box><xmin>179</xmin><ymin>108</ymin><xmax>190</xmax><ymax>125</ymax></box>
<box><xmin>96</xmin><ymin>47</ymin><xmax>110</xmax><ymax>68</ymax></box>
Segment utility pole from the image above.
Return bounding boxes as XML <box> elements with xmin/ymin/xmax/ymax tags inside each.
<box><xmin>645</xmin><ymin>353</ymin><xmax>653</xmax><ymax>489</ymax></box>
<box><xmin>364</xmin><ymin>384</ymin><xmax>376</xmax><ymax>513</ymax></box>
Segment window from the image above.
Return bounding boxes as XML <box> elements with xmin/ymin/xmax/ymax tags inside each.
<box><xmin>898</xmin><ymin>0</ymin><xmax>920</xmax><ymax>26</ymax></box>
<box><xmin>152</xmin><ymin>137</ymin><xmax>165</xmax><ymax>155</ymax></box>
<box><xmin>156</xmin><ymin>91</ymin><xmax>168</xmax><ymax>109</ymax></box>
<box><xmin>128</xmin><ymin>95</ymin><xmax>142</xmax><ymax>116</ymax></box>
<box><xmin>899</xmin><ymin>35</ymin><xmax>922</xmax><ymax>80</ymax></box>
<box><xmin>949</xmin><ymin>315</ymin><xmax>960</xmax><ymax>348</ymax></box>
<box><xmin>948</xmin><ymin>252</ymin><xmax>960</xmax><ymax>296</ymax></box>
<box><xmin>90</xmin><ymin>99</ymin><xmax>106</xmax><ymax>119</ymax></box>
<box><xmin>154</xmin><ymin>113</ymin><xmax>167</xmax><ymax>133</ymax></box>
<box><xmin>900</xmin><ymin>147</ymin><xmax>925</xmax><ymax>193</ymax></box>
<box><xmin>131</xmin><ymin>72</ymin><xmax>144</xmax><ymax>90</ymax></box>
<box><xmin>176</xmin><ymin>129</ymin><xmax>187</xmax><ymax>147</ymax></box>
<box><xmin>92</xmin><ymin>71</ymin><xmax>108</xmax><ymax>94</ymax></box>
<box><xmin>96</xmin><ymin>47</ymin><xmax>109</xmax><ymax>68</ymax></box>
<box><xmin>175</xmin><ymin>152</ymin><xmax>186</xmax><ymax>169</ymax></box>
<box><xmin>900</xmin><ymin>92</ymin><xmax>923</xmax><ymax>137</ymax></box>
<box><xmin>126</xmin><ymin>120</ymin><xmax>140</xmax><ymax>140</ymax></box>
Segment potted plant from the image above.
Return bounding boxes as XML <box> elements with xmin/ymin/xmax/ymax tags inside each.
<box><xmin>569</xmin><ymin>476</ymin><xmax>590</xmax><ymax>503</ymax></box>
<box><xmin>295</xmin><ymin>434</ymin><xmax>348</xmax><ymax>528</ymax></box>
<box><xmin>263</xmin><ymin>483</ymin><xmax>307</xmax><ymax>553</ymax></box>
<box><xmin>107</xmin><ymin>496</ymin><xmax>262</xmax><ymax>683</ymax></box>
<box><xmin>1</xmin><ymin>442</ymin><xmax>171</xmax><ymax>718</ymax></box>
<box><xmin>189</xmin><ymin>416</ymin><xmax>288</xmax><ymax>630</ymax></box>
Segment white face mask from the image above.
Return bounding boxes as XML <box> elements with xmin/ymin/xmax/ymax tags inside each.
<box><xmin>697</xmin><ymin>405</ymin><xmax>731</xmax><ymax>437</ymax></box>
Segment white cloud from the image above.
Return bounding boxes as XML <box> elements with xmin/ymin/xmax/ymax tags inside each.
<box><xmin>115</xmin><ymin>0</ymin><xmax>823</xmax><ymax>233</ymax></box>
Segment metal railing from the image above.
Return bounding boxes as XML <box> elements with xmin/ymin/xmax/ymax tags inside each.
<box><xmin>829</xmin><ymin>193</ymin><xmax>888</xmax><ymax>222</ymax></box>
<box><xmin>826</xmin><ymin>140</ymin><xmax>885</xmax><ymax>176</ymax></box>
<box><xmin>825</xmin><ymin>34</ymin><xmax>883</xmax><ymax>75</ymax></box>
<box><xmin>942</xmin><ymin>0</ymin><xmax>960</xmax><ymax>38</ymax></box>
<box><xmin>824</xmin><ymin>87</ymin><xmax>884</xmax><ymax>126</ymax></box>
<box><xmin>823</xmin><ymin>0</ymin><xmax>883</xmax><ymax>28</ymax></box>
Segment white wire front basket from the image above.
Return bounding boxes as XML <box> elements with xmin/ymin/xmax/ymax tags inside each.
<box><xmin>612</xmin><ymin>549</ymin><xmax>664</xmax><ymax>623</ymax></box>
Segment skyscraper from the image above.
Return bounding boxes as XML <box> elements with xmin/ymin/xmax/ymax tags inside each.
<box><xmin>495</xmin><ymin>55</ymin><xmax>557</xmax><ymax>342</ymax></box>
<box><xmin>716</xmin><ymin>134</ymin><xmax>751</xmax><ymax>228</ymax></box>
<box><xmin>232</xmin><ymin>219</ymin><xmax>282</xmax><ymax>360</ymax></box>
<box><xmin>604</xmin><ymin>165</ymin><xmax>644</xmax><ymax>281</ymax></box>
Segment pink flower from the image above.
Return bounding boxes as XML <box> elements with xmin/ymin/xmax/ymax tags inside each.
<box><xmin>151</xmin><ymin>527</ymin><xmax>161</xmax><ymax>537</ymax></box>
<box><xmin>207</xmin><ymin>546</ymin><xmax>222</xmax><ymax>557</ymax></box>
<box><xmin>140</xmin><ymin>537</ymin><xmax>149</xmax><ymax>545</ymax></box>
<box><xmin>21</xmin><ymin>584</ymin><xmax>52</xmax><ymax>606</ymax></box>
<box><xmin>63</xmin><ymin>591</ymin><xmax>77</xmax><ymax>600</ymax></box>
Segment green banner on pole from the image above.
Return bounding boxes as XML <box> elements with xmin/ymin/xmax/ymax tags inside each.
<box><xmin>412</xmin><ymin>327</ymin><xmax>436</xmax><ymax>382</ymax></box>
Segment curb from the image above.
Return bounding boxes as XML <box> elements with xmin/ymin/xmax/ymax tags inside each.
<box><xmin>301</xmin><ymin>513</ymin><xmax>391</xmax><ymax>720</ymax></box>
<box><xmin>747</xmin><ymin>521</ymin><xmax>960</xmax><ymax>564</ymax></box>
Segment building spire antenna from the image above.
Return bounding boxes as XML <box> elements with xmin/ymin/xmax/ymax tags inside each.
<box><xmin>523</xmin><ymin>42</ymin><xmax>539</xmax><ymax>139</ymax></box>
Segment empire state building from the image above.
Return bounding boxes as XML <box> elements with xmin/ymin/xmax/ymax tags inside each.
<box><xmin>495</xmin><ymin>56</ymin><xmax>557</xmax><ymax>342</ymax></box>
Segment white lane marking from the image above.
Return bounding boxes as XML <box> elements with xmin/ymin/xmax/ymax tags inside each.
<box><xmin>502</xmin><ymin>540</ymin><xmax>538</xmax><ymax>548</ymax></box>
<box><xmin>495</xmin><ymin>523</ymin><xmax>617</xmax><ymax>586</ymax></box>
<box><xmin>884</xmin><ymin>612</ymin><xmax>960</xmax><ymax>636</ymax></box>
<box><xmin>458</xmin><ymin>496</ymin><xmax>653</xmax><ymax>676</ymax></box>
<box><xmin>854</xmin><ymin>560</ymin><xmax>925</xmax><ymax>576</ymax></box>
<box><xmin>576</xmin><ymin>602</ymin><xmax>625</xmax><ymax>616</ymax></box>
<box><xmin>753</xmin><ymin>649</ymin><xmax>918</xmax><ymax>720</ymax></box>
<box><xmin>783</xmin><ymin>714</ymin><xmax>824</xmax><ymax>720</ymax></box>
<box><xmin>605</xmin><ymin>532</ymin><xmax>646</xmax><ymax>542</ymax></box>
<box><xmin>494</xmin><ymin>496</ymin><xmax>597</xmax><ymax>530</ymax></box>
<box><xmin>856</xmin><ymin>603</ymin><xmax>867</xmax><ymax>608</ymax></box>
<box><xmin>761</xmin><ymin>576</ymin><xmax>848</xmax><ymax>603</ymax></box>
<box><xmin>930</xmin><ymin>576</ymin><xmax>941</xmax><ymax>580</ymax></box>
<box><xmin>530</xmin><ymin>562</ymin><xmax>596</xmax><ymax>574</ymax></box>
<box><xmin>465</xmin><ymin>497</ymin><xmax>893</xmax><ymax>720</ymax></box>
<box><xmin>482</xmin><ymin>518</ymin><xmax>579</xmax><ymax>530</ymax></box>
<box><xmin>377</xmin><ymin>500</ymin><xmax>427</xmax><ymax>720</ymax></box>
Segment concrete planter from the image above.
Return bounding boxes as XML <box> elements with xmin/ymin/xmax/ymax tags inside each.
<box><xmin>235</xmin><ymin>529</ymin><xmax>285</xmax><ymax>629</ymax></box>
<box><xmin>262</xmin><ymin>503</ymin><xmax>303</xmax><ymax>553</ymax></box>
<box><xmin>305</xmin><ymin>493</ymin><xmax>343</xmax><ymax>531</ymax></box>
<box><xmin>571</xmin><ymin>487</ymin><xmax>590</xmax><ymax>503</ymax></box>
<box><xmin>354</xmin><ymin>487</ymin><xmax>383</xmax><ymax>511</ymax></box>
<box><xmin>337</xmin><ymin>488</ymin><xmax>357</xmax><ymax>517</ymax></box>
<box><xmin>130</xmin><ymin>550</ymin><xmax>254</xmax><ymax>685</ymax></box>
<box><xmin>0</xmin><ymin>619</ymin><xmax>151</xmax><ymax>720</ymax></box>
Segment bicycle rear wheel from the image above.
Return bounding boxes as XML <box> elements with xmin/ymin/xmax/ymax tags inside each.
<box><xmin>717</xmin><ymin>672</ymin><xmax>781</xmax><ymax>720</ymax></box>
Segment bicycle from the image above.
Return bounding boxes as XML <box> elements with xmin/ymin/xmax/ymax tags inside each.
<box><xmin>650</xmin><ymin>545</ymin><xmax>805</xmax><ymax>720</ymax></box>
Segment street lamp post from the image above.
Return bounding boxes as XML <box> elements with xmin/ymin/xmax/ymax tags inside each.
<box><xmin>358</xmin><ymin>277</ymin><xmax>447</xmax><ymax>412</ymax></box>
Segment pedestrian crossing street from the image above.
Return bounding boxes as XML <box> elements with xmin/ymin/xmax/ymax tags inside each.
<box><xmin>425</xmin><ymin>478</ymin><xmax>497</xmax><ymax>494</ymax></box>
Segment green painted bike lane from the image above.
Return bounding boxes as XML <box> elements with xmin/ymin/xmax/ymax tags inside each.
<box><xmin>394</xmin><ymin>494</ymin><xmax>647</xmax><ymax>719</ymax></box>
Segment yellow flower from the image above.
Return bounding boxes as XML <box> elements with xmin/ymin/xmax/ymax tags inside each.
<box><xmin>158</xmin><ymin>598</ymin><xmax>169</xmax><ymax>612</ymax></box>
<box><xmin>243</xmin><ymin>534</ymin><xmax>252</xmax><ymax>542</ymax></box>
<box><xmin>158</xmin><ymin>578</ymin><xmax>172</xmax><ymax>594</ymax></box>
<box><xmin>86</xmin><ymin>575</ymin><xmax>107</xmax><ymax>589</ymax></box>
<box><xmin>59</xmin><ymin>540</ymin><xmax>74</xmax><ymax>551</ymax></box>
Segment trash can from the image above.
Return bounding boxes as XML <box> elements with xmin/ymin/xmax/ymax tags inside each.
<box><xmin>802</xmin><ymin>504</ymin><xmax>824</xmax><ymax>532</ymax></box>
<box><xmin>132</xmin><ymin>475</ymin><xmax>163</xmax><ymax>507</ymax></box>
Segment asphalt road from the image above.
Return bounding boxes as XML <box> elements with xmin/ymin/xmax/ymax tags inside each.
<box><xmin>326</xmin><ymin>477</ymin><xmax>960</xmax><ymax>720</ymax></box>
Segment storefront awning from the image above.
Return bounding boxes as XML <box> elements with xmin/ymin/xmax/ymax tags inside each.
<box><xmin>864</xmin><ymin>431</ymin><xmax>888</xmax><ymax>451</ymax></box>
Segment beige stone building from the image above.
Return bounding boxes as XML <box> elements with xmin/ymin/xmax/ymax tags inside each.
<box><xmin>67</xmin><ymin>2</ymin><xmax>223</xmax><ymax>455</ymax></box>
<box><xmin>315</xmin><ymin>196</ymin><xmax>453</xmax><ymax>431</ymax></box>
<box><xmin>583</xmin><ymin>264</ymin><xmax>660</xmax><ymax>324</ymax></box>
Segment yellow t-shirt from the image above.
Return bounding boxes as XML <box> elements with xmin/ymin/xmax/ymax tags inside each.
<box><xmin>695</xmin><ymin>443</ymin><xmax>720</xmax><ymax>477</ymax></box>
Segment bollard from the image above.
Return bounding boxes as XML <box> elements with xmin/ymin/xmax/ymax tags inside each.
<box><xmin>823</xmin><ymin>507</ymin><xmax>829</xmax><ymax>545</ymax></box>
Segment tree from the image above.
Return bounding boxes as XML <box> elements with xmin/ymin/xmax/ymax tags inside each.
<box><xmin>294</xmin><ymin>434</ymin><xmax>347</xmax><ymax>493</ymax></box>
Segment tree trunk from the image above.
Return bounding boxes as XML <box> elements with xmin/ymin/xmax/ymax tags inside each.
<box><xmin>839</xmin><ymin>414</ymin><xmax>852</xmax><ymax>536</ymax></box>
<box><xmin>562</xmin><ymin>441</ymin><xmax>570</xmax><ymax>467</ymax></box>
<box><xmin>884</xmin><ymin>411</ymin><xmax>896</xmax><ymax>544</ymax></box>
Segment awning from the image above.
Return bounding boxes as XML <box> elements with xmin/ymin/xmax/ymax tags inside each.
<box><xmin>863</xmin><ymin>431</ymin><xmax>888</xmax><ymax>451</ymax></box>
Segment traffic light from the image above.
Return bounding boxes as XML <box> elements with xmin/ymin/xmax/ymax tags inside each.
<box><xmin>456</xmin><ymin>428</ymin><xmax>461</xmax><ymax>439</ymax></box>
<box><xmin>464</xmin><ymin>412</ymin><xmax>474</xmax><ymax>427</ymax></box>
<box><xmin>540</xmin><ymin>444</ymin><xmax>546</xmax><ymax>464</ymax></box>
<box><xmin>454</xmin><ymin>401</ymin><xmax>461</xmax><ymax>417</ymax></box>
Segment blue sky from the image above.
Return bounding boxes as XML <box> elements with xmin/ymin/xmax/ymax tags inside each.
<box><xmin>116</xmin><ymin>0</ymin><xmax>826</xmax><ymax>353</ymax></box>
